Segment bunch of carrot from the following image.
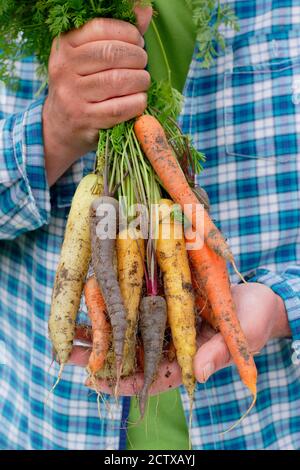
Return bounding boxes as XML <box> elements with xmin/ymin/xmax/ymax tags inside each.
<box><xmin>47</xmin><ymin>2</ymin><xmax>257</xmax><ymax>428</ymax></box>
<box><xmin>48</xmin><ymin>111</ymin><xmax>257</xmax><ymax>425</ymax></box>
<box><xmin>134</xmin><ymin>115</ymin><xmax>257</xmax><ymax>406</ymax></box>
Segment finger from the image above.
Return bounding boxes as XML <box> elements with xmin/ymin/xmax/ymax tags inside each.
<box><xmin>86</xmin><ymin>371</ymin><xmax>144</xmax><ymax>396</ymax></box>
<box><xmin>67</xmin><ymin>18</ymin><xmax>144</xmax><ymax>48</ymax></box>
<box><xmin>194</xmin><ymin>333</ymin><xmax>232</xmax><ymax>383</ymax></box>
<box><xmin>90</xmin><ymin>92</ymin><xmax>147</xmax><ymax>129</ymax></box>
<box><xmin>149</xmin><ymin>360</ymin><xmax>182</xmax><ymax>395</ymax></box>
<box><xmin>73</xmin><ymin>41</ymin><xmax>148</xmax><ymax>76</ymax></box>
<box><xmin>197</xmin><ymin>321</ymin><xmax>217</xmax><ymax>345</ymax></box>
<box><xmin>80</xmin><ymin>69</ymin><xmax>151</xmax><ymax>102</ymax></box>
<box><xmin>74</xmin><ymin>325</ymin><xmax>92</xmax><ymax>344</ymax></box>
<box><xmin>68</xmin><ymin>345</ymin><xmax>91</xmax><ymax>367</ymax></box>
<box><xmin>134</xmin><ymin>6</ymin><xmax>153</xmax><ymax>35</ymax></box>
<box><xmin>86</xmin><ymin>360</ymin><xmax>182</xmax><ymax>397</ymax></box>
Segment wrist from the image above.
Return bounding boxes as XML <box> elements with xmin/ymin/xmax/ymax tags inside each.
<box><xmin>43</xmin><ymin>97</ymin><xmax>73</xmax><ymax>185</ymax></box>
<box><xmin>43</xmin><ymin>97</ymin><xmax>90</xmax><ymax>186</ymax></box>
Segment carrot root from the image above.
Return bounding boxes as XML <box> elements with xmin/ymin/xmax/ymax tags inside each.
<box><xmin>186</xmin><ymin>227</ymin><xmax>257</xmax><ymax>402</ymax></box>
<box><xmin>220</xmin><ymin>393</ymin><xmax>257</xmax><ymax>435</ymax></box>
<box><xmin>117</xmin><ymin>228</ymin><xmax>145</xmax><ymax>377</ymax></box>
<box><xmin>45</xmin><ymin>363</ymin><xmax>64</xmax><ymax>406</ymax></box>
<box><xmin>90</xmin><ymin>196</ymin><xmax>127</xmax><ymax>388</ymax></box>
<box><xmin>139</xmin><ymin>295</ymin><xmax>167</xmax><ymax>418</ymax></box>
<box><xmin>84</xmin><ymin>275</ymin><xmax>111</xmax><ymax>376</ymax></box>
<box><xmin>156</xmin><ymin>200</ymin><xmax>197</xmax><ymax>402</ymax></box>
<box><xmin>49</xmin><ymin>173</ymin><xmax>103</xmax><ymax>366</ymax></box>
<box><xmin>134</xmin><ymin>115</ymin><xmax>233</xmax><ymax>262</ymax></box>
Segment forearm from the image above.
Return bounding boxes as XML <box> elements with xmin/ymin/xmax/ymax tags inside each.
<box><xmin>43</xmin><ymin>96</ymin><xmax>87</xmax><ymax>187</ymax></box>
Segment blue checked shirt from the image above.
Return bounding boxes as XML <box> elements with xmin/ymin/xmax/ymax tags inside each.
<box><xmin>1</xmin><ymin>0</ymin><xmax>300</xmax><ymax>450</ymax></box>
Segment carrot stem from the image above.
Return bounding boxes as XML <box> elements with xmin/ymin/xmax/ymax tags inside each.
<box><xmin>151</xmin><ymin>18</ymin><xmax>172</xmax><ymax>85</ymax></box>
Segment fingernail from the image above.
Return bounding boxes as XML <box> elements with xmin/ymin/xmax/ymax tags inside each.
<box><xmin>201</xmin><ymin>363</ymin><xmax>214</xmax><ymax>383</ymax></box>
<box><xmin>139</xmin><ymin>36</ymin><xmax>145</xmax><ymax>48</ymax></box>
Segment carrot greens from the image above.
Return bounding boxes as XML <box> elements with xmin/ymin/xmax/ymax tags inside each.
<box><xmin>0</xmin><ymin>0</ymin><xmax>238</xmax><ymax>85</ymax></box>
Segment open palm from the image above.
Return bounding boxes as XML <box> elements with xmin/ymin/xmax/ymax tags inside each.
<box><xmin>69</xmin><ymin>283</ymin><xmax>289</xmax><ymax>395</ymax></box>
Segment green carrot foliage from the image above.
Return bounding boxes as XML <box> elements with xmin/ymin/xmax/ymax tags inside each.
<box><xmin>0</xmin><ymin>0</ymin><xmax>238</xmax><ymax>85</ymax></box>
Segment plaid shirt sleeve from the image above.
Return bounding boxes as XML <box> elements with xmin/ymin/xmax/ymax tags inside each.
<box><xmin>246</xmin><ymin>267</ymin><xmax>300</xmax><ymax>342</ymax></box>
<box><xmin>0</xmin><ymin>97</ymin><xmax>51</xmax><ymax>240</ymax></box>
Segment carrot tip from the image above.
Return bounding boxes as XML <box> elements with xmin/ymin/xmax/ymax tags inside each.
<box><xmin>45</xmin><ymin>363</ymin><xmax>65</xmax><ymax>406</ymax></box>
<box><xmin>231</xmin><ymin>259</ymin><xmax>247</xmax><ymax>284</ymax></box>
<box><xmin>220</xmin><ymin>392</ymin><xmax>257</xmax><ymax>436</ymax></box>
<box><xmin>139</xmin><ymin>388</ymin><xmax>147</xmax><ymax>419</ymax></box>
<box><xmin>188</xmin><ymin>398</ymin><xmax>194</xmax><ymax>450</ymax></box>
<box><xmin>114</xmin><ymin>359</ymin><xmax>123</xmax><ymax>400</ymax></box>
<box><xmin>47</xmin><ymin>358</ymin><xmax>55</xmax><ymax>374</ymax></box>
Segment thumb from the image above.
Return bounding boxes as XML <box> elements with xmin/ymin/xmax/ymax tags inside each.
<box><xmin>134</xmin><ymin>5</ymin><xmax>153</xmax><ymax>35</ymax></box>
<box><xmin>194</xmin><ymin>333</ymin><xmax>232</xmax><ymax>383</ymax></box>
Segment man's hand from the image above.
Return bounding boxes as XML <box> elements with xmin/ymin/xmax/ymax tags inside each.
<box><xmin>193</xmin><ymin>283</ymin><xmax>291</xmax><ymax>383</ymax></box>
<box><xmin>70</xmin><ymin>283</ymin><xmax>291</xmax><ymax>395</ymax></box>
<box><xmin>43</xmin><ymin>6</ymin><xmax>152</xmax><ymax>186</ymax></box>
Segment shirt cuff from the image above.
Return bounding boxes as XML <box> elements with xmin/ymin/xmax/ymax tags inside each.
<box><xmin>12</xmin><ymin>97</ymin><xmax>50</xmax><ymax>225</ymax></box>
<box><xmin>245</xmin><ymin>268</ymin><xmax>300</xmax><ymax>344</ymax></box>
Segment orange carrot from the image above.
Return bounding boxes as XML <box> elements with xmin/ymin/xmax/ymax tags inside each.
<box><xmin>84</xmin><ymin>276</ymin><xmax>111</xmax><ymax>376</ymax></box>
<box><xmin>134</xmin><ymin>114</ymin><xmax>232</xmax><ymax>262</ymax></box>
<box><xmin>191</xmin><ymin>274</ymin><xmax>219</xmax><ymax>331</ymax></box>
<box><xmin>186</xmin><ymin>227</ymin><xmax>257</xmax><ymax>399</ymax></box>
